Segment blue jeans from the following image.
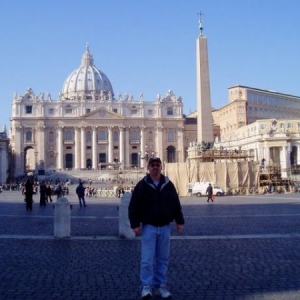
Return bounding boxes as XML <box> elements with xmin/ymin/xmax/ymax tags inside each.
<box><xmin>140</xmin><ymin>224</ymin><xmax>170</xmax><ymax>287</ymax></box>
<box><xmin>78</xmin><ymin>196</ymin><xmax>86</xmax><ymax>207</ymax></box>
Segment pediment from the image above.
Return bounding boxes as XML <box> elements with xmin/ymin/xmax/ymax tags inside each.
<box><xmin>83</xmin><ymin>107</ymin><xmax>124</xmax><ymax>120</ymax></box>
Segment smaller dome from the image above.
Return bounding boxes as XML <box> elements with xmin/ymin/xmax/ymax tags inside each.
<box><xmin>61</xmin><ymin>46</ymin><xmax>114</xmax><ymax>101</ymax></box>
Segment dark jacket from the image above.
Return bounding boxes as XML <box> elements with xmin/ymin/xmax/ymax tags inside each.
<box><xmin>76</xmin><ymin>183</ymin><xmax>85</xmax><ymax>197</ymax></box>
<box><xmin>25</xmin><ymin>180</ymin><xmax>34</xmax><ymax>196</ymax></box>
<box><xmin>128</xmin><ymin>174</ymin><xmax>184</xmax><ymax>228</ymax></box>
<box><xmin>206</xmin><ymin>185</ymin><xmax>213</xmax><ymax>196</ymax></box>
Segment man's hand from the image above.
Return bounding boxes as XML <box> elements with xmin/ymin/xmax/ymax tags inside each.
<box><xmin>177</xmin><ymin>224</ymin><xmax>184</xmax><ymax>233</ymax></box>
<box><xmin>132</xmin><ymin>227</ymin><xmax>141</xmax><ymax>234</ymax></box>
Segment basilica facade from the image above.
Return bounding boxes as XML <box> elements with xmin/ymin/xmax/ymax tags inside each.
<box><xmin>10</xmin><ymin>47</ymin><xmax>186</xmax><ymax>177</ymax></box>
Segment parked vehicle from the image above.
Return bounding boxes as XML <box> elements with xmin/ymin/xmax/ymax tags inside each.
<box><xmin>190</xmin><ymin>182</ymin><xmax>225</xmax><ymax>197</ymax></box>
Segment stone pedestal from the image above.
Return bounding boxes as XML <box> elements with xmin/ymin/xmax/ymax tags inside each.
<box><xmin>119</xmin><ymin>192</ymin><xmax>135</xmax><ymax>239</ymax></box>
<box><xmin>54</xmin><ymin>197</ymin><xmax>71</xmax><ymax>238</ymax></box>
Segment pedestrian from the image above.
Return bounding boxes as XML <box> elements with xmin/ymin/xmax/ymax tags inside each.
<box><xmin>46</xmin><ymin>184</ymin><xmax>53</xmax><ymax>202</ymax></box>
<box><xmin>76</xmin><ymin>180</ymin><xmax>87</xmax><ymax>207</ymax></box>
<box><xmin>39</xmin><ymin>180</ymin><xmax>47</xmax><ymax>206</ymax></box>
<box><xmin>24</xmin><ymin>179</ymin><xmax>34</xmax><ymax>211</ymax></box>
<box><xmin>55</xmin><ymin>183</ymin><xmax>63</xmax><ymax>199</ymax></box>
<box><xmin>206</xmin><ymin>183</ymin><xmax>213</xmax><ymax>202</ymax></box>
<box><xmin>128</xmin><ymin>157</ymin><xmax>184</xmax><ymax>299</ymax></box>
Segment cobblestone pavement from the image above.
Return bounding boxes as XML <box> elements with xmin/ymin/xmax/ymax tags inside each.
<box><xmin>1</xmin><ymin>189</ymin><xmax>300</xmax><ymax>299</ymax></box>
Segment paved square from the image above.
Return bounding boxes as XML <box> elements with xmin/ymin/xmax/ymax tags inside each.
<box><xmin>1</xmin><ymin>188</ymin><xmax>300</xmax><ymax>299</ymax></box>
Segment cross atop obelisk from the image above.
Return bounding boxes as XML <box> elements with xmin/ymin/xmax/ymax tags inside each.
<box><xmin>198</xmin><ymin>12</ymin><xmax>204</xmax><ymax>35</ymax></box>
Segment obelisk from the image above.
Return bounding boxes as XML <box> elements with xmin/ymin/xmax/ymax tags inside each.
<box><xmin>196</xmin><ymin>13</ymin><xmax>213</xmax><ymax>143</ymax></box>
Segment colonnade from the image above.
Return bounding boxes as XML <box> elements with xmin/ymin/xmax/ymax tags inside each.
<box><xmin>13</xmin><ymin>124</ymin><xmax>184</xmax><ymax>176</ymax></box>
<box><xmin>55</xmin><ymin>126</ymin><xmax>162</xmax><ymax>170</ymax></box>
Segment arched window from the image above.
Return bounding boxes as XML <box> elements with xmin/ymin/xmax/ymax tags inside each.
<box><xmin>65</xmin><ymin>130</ymin><xmax>73</xmax><ymax>141</ymax></box>
<box><xmin>131</xmin><ymin>130</ymin><xmax>138</xmax><ymax>141</ymax></box>
<box><xmin>113</xmin><ymin>131</ymin><xmax>119</xmax><ymax>142</ymax></box>
<box><xmin>86</xmin><ymin>131</ymin><xmax>92</xmax><ymax>143</ymax></box>
<box><xmin>26</xmin><ymin>130</ymin><xmax>32</xmax><ymax>142</ymax></box>
<box><xmin>99</xmin><ymin>130</ymin><xmax>106</xmax><ymax>141</ymax></box>
<box><xmin>167</xmin><ymin>131</ymin><xmax>175</xmax><ymax>142</ymax></box>
<box><xmin>48</xmin><ymin>151</ymin><xmax>55</xmax><ymax>167</ymax></box>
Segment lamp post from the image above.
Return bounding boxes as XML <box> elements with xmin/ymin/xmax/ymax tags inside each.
<box><xmin>139</xmin><ymin>150</ymin><xmax>149</xmax><ymax>169</ymax></box>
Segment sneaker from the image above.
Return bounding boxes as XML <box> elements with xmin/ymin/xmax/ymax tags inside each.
<box><xmin>157</xmin><ymin>286</ymin><xmax>172</xmax><ymax>298</ymax></box>
<box><xmin>141</xmin><ymin>286</ymin><xmax>152</xmax><ymax>298</ymax></box>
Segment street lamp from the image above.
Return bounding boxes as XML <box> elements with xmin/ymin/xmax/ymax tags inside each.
<box><xmin>139</xmin><ymin>150</ymin><xmax>149</xmax><ymax>168</ymax></box>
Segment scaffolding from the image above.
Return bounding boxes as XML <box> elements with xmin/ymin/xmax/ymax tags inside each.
<box><xmin>192</xmin><ymin>149</ymin><xmax>254</xmax><ymax>162</ymax></box>
<box><xmin>259</xmin><ymin>165</ymin><xmax>296</xmax><ymax>193</ymax></box>
<box><xmin>185</xmin><ymin>149</ymin><xmax>300</xmax><ymax>195</ymax></box>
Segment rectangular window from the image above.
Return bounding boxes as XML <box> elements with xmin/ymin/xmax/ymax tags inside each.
<box><xmin>87</xmin><ymin>146</ymin><xmax>91</xmax><ymax>150</ymax></box>
<box><xmin>66</xmin><ymin>146</ymin><xmax>72</xmax><ymax>150</ymax></box>
<box><xmin>86</xmin><ymin>109</ymin><xmax>91</xmax><ymax>114</ymax></box>
<box><xmin>26</xmin><ymin>106</ymin><xmax>32</xmax><ymax>114</ymax></box>
<box><xmin>113</xmin><ymin>146</ymin><xmax>119</xmax><ymax>149</ymax></box>
<box><xmin>49</xmin><ymin>108</ymin><xmax>54</xmax><ymax>115</ymax></box>
<box><xmin>167</xmin><ymin>107</ymin><xmax>173</xmax><ymax>115</ymax></box>
<box><xmin>65</xmin><ymin>109</ymin><xmax>72</xmax><ymax>114</ymax></box>
<box><xmin>287</xmin><ymin>123</ymin><xmax>292</xmax><ymax>128</ymax></box>
<box><xmin>113</xmin><ymin>108</ymin><xmax>118</xmax><ymax>113</ymax></box>
<box><xmin>148</xmin><ymin>110</ymin><xmax>153</xmax><ymax>116</ymax></box>
<box><xmin>131</xmin><ymin>110</ymin><xmax>138</xmax><ymax>115</ymax></box>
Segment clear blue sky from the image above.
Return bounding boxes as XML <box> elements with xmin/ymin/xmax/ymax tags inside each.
<box><xmin>0</xmin><ymin>0</ymin><xmax>299</xmax><ymax>130</ymax></box>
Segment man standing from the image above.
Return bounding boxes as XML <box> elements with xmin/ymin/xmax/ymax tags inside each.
<box><xmin>129</xmin><ymin>157</ymin><xmax>184</xmax><ymax>299</ymax></box>
<box><xmin>206</xmin><ymin>183</ymin><xmax>213</xmax><ymax>203</ymax></box>
<box><xmin>76</xmin><ymin>180</ymin><xmax>87</xmax><ymax>207</ymax></box>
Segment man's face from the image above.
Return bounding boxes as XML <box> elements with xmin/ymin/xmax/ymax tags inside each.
<box><xmin>148</xmin><ymin>162</ymin><xmax>162</xmax><ymax>176</ymax></box>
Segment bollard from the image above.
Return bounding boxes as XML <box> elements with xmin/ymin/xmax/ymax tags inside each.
<box><xmin>54</xmin><ymin>197</ymin><xmax>71</xmax><ymax>238</ymax></box>
<box><xmin>119</xmin><ymin>192</ymin><xmax>135</xmax><ymax>239</ymax></box>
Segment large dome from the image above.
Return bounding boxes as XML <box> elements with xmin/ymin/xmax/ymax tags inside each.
<box><xmin>60</xmin><ymin>46</ymin><xmax>114</xmax><ymax>100</ymax></box>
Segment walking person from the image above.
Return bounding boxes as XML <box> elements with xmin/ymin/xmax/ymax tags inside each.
<box><xmin>76</xmin><ymin>180</ymin><xmax>87</xmax><ymax>207</ymax></box>
<box><xmin>55</xmin><ymin>183</ymin><xmax>63</xmax><ymax>199</ymax></box>
<box><xmin>24</xmin><ymin>179</ymin><xmax>34</xmax><ymax>211</ymax></box>
<box><xmin>46</xmin><ymin>184</ymin><xmax>53</xmax><ymax>202</ymax></box>
<box><xmin>39</xmin><ymin>180</ymin><xmax>47</xmax><ymax>206</ymax></box>
<box><xmin>128</xmin><ymin>157</ymin><xmax>184</xmax><ymax>299</ymax></box>
<box><xmin>206</xmin><ymin>183</ymin><xmax>213</xmax><ymax>203</ymax></box>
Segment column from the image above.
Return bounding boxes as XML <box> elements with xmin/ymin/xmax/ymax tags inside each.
<box><xmin>119</xmin><ymin>127</ymin><xmax>125</xmax><ymax>167</ymax></box>
<box><xmin>254</xmin><ymin>147</ymin><xmax>259</xmax><ymax>161</ymax></box>
<box><xmin>92</xmin><ymin>127</ymin><xmax>97</xmax><ymax>169</ymax></box>
<box><xmin>37</xmin><ymin>126</ymin><xmax>45</xmax><ymax>169</ymax></box>
<box><xmin>74</xmin><ymin>127</ymin><xmax>80</xmax><ymax>169</ymax></box>
<box><xmin>286</xmin><ymin>142</ymin><xmax>292</xmax><ymax>171</ymax></box>
<box><xmin>108</xmin><ymin>127</ymin><xmax>113</xmax><ymax>163</ymax></box>
<box><xmin>14</xmin><ymin>126</ymin><xmax>24</xmax><ymax>176</ymax></box>
<box><xmin>177</xmin><ymin>127</ymin><xmax>184</xmax><ymax>162</ymax></box>
<box><xmin>57</xmin><ymin>127</ymin><xmax>63</xmax><ymax>169</ymax></box>
<box><xmin>281</xmin><ymin>144</ymin><xmax>287</xmax><ymax>178</ymax></box>
<box><xmin>81</xmin><ymin>127</ymin><xmax>86</xmax><ymax>169</ymax></box>
<box><xmin>156</xmin><ymin>126</ymin><xmax>163</xmax><ymax>161</ymax></box>
<box><xmin>34</xmin><ymin>151</ymin><xmax>38</xmax><ymax>171</ymax></box>
<box><xmin>297</xmin><ymin>146</ymin><xmax>300</xmax><ymax>165</ymax></box>
<box><xmin>125</xmin><ymin>127</ymin><xmax>130</xmax><ymax>168</ymax></box>
<box><xmin>140</xmin><ymin>126</ymin><xmax>145</xmax><ymax>168</ymax></box>
<box><xmin>264</xmin><ymin>146</ymin><xmax>270</xmax><ymax>167</ymax></box>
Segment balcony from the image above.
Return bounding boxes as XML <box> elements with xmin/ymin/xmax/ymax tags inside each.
<box><xmin>63</xmin><ymin>140</ymin><xmax>74</xmax><ymax>145</ymax></box>
<box><xmin>130</xmin><ymin>140</ymin><xmax>140</xmax><ymax>145</ymax></box>
<box><xmin>98</xmin><ymin>140</ymin><xmax>108</xmax><ymax>144</ymax></box>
